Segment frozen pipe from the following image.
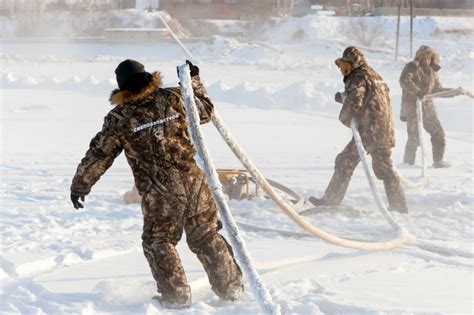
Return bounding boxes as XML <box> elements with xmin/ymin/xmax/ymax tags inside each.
<box><xmin>211</xmin><ymin>110</ymin><xmax>410</xmax><ymax>250</ymax></box>
<box><xmin>178</xmin><ymin>64</ymin><xmax>281</xmax><ymax>315</ymax></box>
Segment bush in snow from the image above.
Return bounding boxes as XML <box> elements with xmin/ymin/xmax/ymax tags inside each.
<box><xmin>343</xmin><ymin>17</ymin><xmax>387</xmax><ymax>48</ymax></box>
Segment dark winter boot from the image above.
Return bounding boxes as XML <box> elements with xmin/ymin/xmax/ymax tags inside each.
<box><xmin>318</xmin><ymin>167</ymin><xmax>355</xmax><ymax>206</ymax></box>
<box><xmin>224</xmin><ymin>283</ymin><xmax>244</xmax><ymax>301</ymax></box>
<box><xmin>433</xmin><ymin>160</ymin><xmax>451</xmax><ymax>168</ymax></box>
<box><xmin>308</xmin><ymin>196</ymin><xmax>330</xmax><ymax>207</ymax></box>
<box><xmin>156</xmin><ymin>285</ymin><xmax>192</xmax><ymax>309</ymax></box>
<box><xmin>403</xmin><ymin>142</ymin><xmax>417</xmax><ymax>165</ymax></box>
<box><xmin>142</xmin><ymin>242</ymin><xmax>191</xmax><ymax>309</ymax></box>
<box><xmin>187</xmin><ymin>231</ymin><xmax>243</xmax><ymax>301</ymax></box>
<box><xmin>432</xmin><ymin>138</ymin><xmax>448</xmax><ymax>168</ymax></box>
<box><xmin>383</xmin><ymin>175</ymin><xmax>408</xmax><ymax>214</ymax></box>
<box><xmin>314</xmin><ymin>140</ymin><xmax>360</xmax><ymax>206</ymax></box>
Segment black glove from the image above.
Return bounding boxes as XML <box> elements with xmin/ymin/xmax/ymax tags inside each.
<box><xmin>71</xmin><ymin>193</ymin><xmax>85</xmax><ymax>209</ymax></box>
<box><xmin>186</xmin><ymin>60</ymin><xmax>199</xmax><ymax>77</ymax></box>
<box><xmin>335</xmin><ymin>92</ymin><xmax>343</xmax><ymax>104</ymax></box>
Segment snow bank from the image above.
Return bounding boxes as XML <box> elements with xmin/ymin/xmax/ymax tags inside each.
<box><xmin>0</xmin><ymin>72</ymin><xmax>115</xmax><ymax>95</ymax></box>
<box><xmin>0</xmin><ymin>69</ymin><xmax>339</xmax><ymax>113</ymax></box>
<box><xmin>263</xmin><ymin>15</ymin><xmax>474</xmax><ymax>44</ymax></box>
<box><xmin>208</xmin><ymin>80</ymin><xmax>337</xmax><ymax>112</ymax></box>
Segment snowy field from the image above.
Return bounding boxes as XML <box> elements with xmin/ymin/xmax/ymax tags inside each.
<box><xmin>1</xmin><ymin>15</ymin><xmax>473</xmax><ymax>314</ymax></box>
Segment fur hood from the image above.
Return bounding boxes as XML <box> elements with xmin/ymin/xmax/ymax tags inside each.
<box><xmin>109</xmin><ymin>72</ymin><xmax>162</xmax><ymax>106</ymax></box>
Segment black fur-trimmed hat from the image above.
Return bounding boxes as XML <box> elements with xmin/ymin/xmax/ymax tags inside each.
<box><xmin>115</xmin><ymin>59</ymin><xmax>152</xmax><ymax>92</ymax></box>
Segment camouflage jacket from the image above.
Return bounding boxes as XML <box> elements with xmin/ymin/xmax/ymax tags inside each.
<box><xmin>71</xmin><ymin>72</ymin><xmax>214</xmax><ymax>203</ymax></box>
<box><xmin>399</xmin><ymin>61</ymin><xmax>449</xmax><ymax>120</ymax></box>
<box><xmin>339</xmin><ymin>63</ymin><xmax>395</xmax><ymax>152</ymax></box>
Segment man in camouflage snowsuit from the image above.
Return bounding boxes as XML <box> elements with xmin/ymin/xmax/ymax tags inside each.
<box><xmin>399</xmin><ymin>45</ymin><xmax>457</xmax><ymax>168</ymax></box>
<box><xmin>70</xmin><ymin>59</ymin><xmax>242</xmax><ymax>308</ymax></box>
<box><xmin>310</xmin><ymin>47</ymin><xmax>408</xmax><ymax>213</ymax></box>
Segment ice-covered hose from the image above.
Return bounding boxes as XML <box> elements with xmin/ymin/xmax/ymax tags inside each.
<box><xmin>178</xmin><ymin>64</ymin><xmax>281</xmax><ymax>315</ymax></box>
<box><xmin>350</xmin><ymin>119</ymin><xmax>411</xmax><ymax>233</ymax></box>
<box><xmin>157</xmin><ymin>13</ymin><xmax>200</xmax><ymax>64</ymax></box>
<box><xmin>159</xmin><ymin>15</ymin><xmax>409</xmax><ymax>250</ymax></box>
<box><xmin>212</xmin><ymin>110</ymin><xmax>410</xmax><ymax>250</ymax></box>
<box><xmin>400</xmin><ymin>98</ymin><xmax>428</xmax><ymax>189</ymax></box>
<box><xmin>352</xmin><ymin>118</ymin><xmax>474</xmax><ymax>258</ymax></box>
<box><xmin>400</xmin><ymin>88</ymin><xmax>469</xmax><ymax>189</ymax></box>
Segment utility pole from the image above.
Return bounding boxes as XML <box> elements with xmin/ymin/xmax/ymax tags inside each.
<box><xmin>409</xmin><ymin>0</ymin><xmax>413</xmax><ymax>58</ymax></box>
<box><xmin>395</xmin><ymin>0</ymin><xmax>401</xmax><ymax>60</ymax></box>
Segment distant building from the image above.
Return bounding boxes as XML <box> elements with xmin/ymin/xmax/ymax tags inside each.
<box><xmin>159</xmin><ymin>0</ymin><xmax>276</xmax><ymax>20</ymax></box>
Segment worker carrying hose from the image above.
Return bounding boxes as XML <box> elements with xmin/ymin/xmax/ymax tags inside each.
<box><xmin>310</xmin><ymin>47</ymin><xmax>408</xmax><ymax>214</ymax></box>
<box><xmin>70</xmin><ymin>59</ymin><xmax>243</xmax><ymax>309</ymax></box>
<box><xmin>399</xmin><ymin>45</ymin><xmax>467</xmax><ymax>168</ymax></box>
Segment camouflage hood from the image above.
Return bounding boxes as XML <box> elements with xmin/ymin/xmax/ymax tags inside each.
<box><xmin>337</xmin><ymin>46</ymin><xmax>367</xmax><ymax>70</ymax></box>
<box><xmin>109</xmin><ymin>72</ymin><xmax>162</xmax><ymax>106</ymax></box>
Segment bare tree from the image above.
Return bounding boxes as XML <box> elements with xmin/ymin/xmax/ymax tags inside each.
<box><xmin>344</xmin><ymin>17</ymin><xmax>387</xmax><ymax>47</ymax></box>
<box><xmin>12</xmin><ymin>0</ymin><xmax>45</xmax><ymax>36</ymax></box>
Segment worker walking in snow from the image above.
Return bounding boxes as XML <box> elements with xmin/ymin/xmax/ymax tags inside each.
<box><xmin>310</xmin><ymin>47</ymin><xmax>408</xmax><ymax>213</ymax></box>
<box><xmin>399</xmin><ymin>45</ymin><xmax>463</xmax><ymax>168</ymax></box>
<box><xmin>70</xmin><ymin>59</ymin><xmax>243</xmax><ymax>309</ymax></box>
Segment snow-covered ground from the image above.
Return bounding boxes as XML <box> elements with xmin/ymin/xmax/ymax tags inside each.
<box><xmin>1</xmin><ymin>14</ymin><xmax>473</xmax><ymax>314</ymax></box>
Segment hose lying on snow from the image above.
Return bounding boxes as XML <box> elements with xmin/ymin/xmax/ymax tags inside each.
<box><xmin>159</xmin><ymin>16</ymin><xmax>408</xmax><ymax>250</ymax></box>
<box><xmin>163</xmin><ymin>17</ymin><xmax>469</xmax><ymax>257</ymax></box>
<box><xmin>178</xmin><ymin>64</ymin><xmax>281</xmax><ymax>315</ymax></box>
<box><xmin>352</xmin><ymin>118</ymin><xmax>474</xmax><ymax>259</ymax></box>
<box><xmin>211</xmin><ymin>110</ymin><xmax>410</xmax><ymax>250</ymax></box>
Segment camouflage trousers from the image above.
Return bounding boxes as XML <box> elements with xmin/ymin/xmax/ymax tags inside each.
<box><xmin>404</xmin><ymin>101</ymin><xmax>446</xmax><ymax>164</ymax></box>
<box><xmin>322</xmin><ymin>139</ymin><xmax>408</xmax><ymax>212</ymax></box>
<box><xmin>141</xmin><ymin>180</ymin><xmax>242</xmax><ymax>305</ymax></box>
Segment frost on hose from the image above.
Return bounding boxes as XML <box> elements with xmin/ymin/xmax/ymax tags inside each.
<box><xmin>178</xmin><ymin>64</ymin><xmax>281</xmax><ymax>315</ymax></box>
<box><xmin>399</xmin><ymin>89</ymin><xmax>471</xmax><ymax>190</ymax></box>
<box><xmin>398</xmin><ymin>98</ymin><xmax>428</xmax><ymax>190</ymax></box>
<box><xmin>211</xmin><ymin>110</ymin><xmax>409</xmax><ymax>250</ymax></box>
<box><xmin>350</xmin><ymin>119</ymin><xmax>412</xmax><ymax>237</ymax></box>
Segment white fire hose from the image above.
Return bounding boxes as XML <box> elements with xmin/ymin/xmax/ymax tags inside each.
<box><xmin>350</xmin><ymin>119</ymin><xmax>412</xmax><ymax>234</ymax></box>
<box><xmin>400</xmin><ymin>97</ymin><xmax>428</xmax><ymax>189</ymax></box>
<box><xmin>164</xmin><ymin>16</ymin><xmax>472</xmax><ymax>261</ymax></box>
<box><xmin>211</xmin><ymin>110</ymin><xmax>410</xmax><ymax>250</ymax></box>
<box><xmin>400</xmin><ymin>88</ymin><xmax>471</xmax><ymax>189</ymax></box>
<box><xmin>165</xmin><ymin>18</ymin><xmax>409</xmax><ymax>250</ymax></box>
<box><xmin>178</xmin><ymin>65</ymin><xmax>281</xmax><ymax>315</ymax></box>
